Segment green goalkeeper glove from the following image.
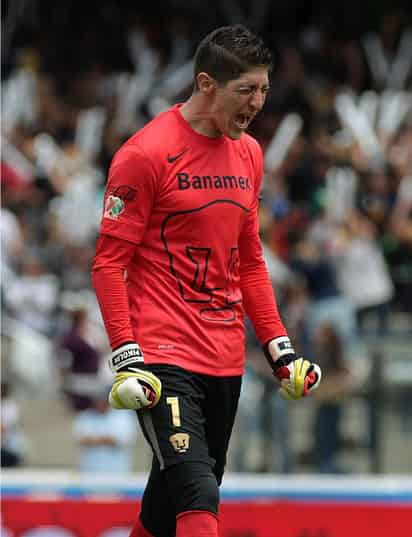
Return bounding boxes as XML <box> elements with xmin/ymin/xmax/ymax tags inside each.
<box><xmin>264</xmin><ymin>337</ymin><xmax>322</xmax><ymax>400</ymax></box>
<box><xmin>109</xmin><ymin>343</ymin><xmax>162</xmax><ymax>410</ymax></box>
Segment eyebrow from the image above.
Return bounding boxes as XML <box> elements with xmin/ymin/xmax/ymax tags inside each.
<box><xmin>237</xmin><ymin>83</ymin><xmax>270</xmax><ymax>90</ymax></box>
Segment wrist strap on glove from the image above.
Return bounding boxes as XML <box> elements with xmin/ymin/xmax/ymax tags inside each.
<box><xmin>110</xmin><ymin>342</ymin><xmax>144</xmax><ymax>373</ymax></box>
<box><xmin>263</xmin><ymin>336</ymin><xmax>296</xmax><ymax>373</ymax></box>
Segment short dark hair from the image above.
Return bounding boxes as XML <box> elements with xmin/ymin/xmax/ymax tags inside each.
<box><xmin>193</xmin><ymin>25</ymin><xmax>272</xmax><ymax>89</ymax></box>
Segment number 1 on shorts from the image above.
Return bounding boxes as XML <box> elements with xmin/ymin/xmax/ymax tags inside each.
<box><xmin>166</xmin><ymin>396</ymin><xmax>181</xmax><ymax>427</ymax></box>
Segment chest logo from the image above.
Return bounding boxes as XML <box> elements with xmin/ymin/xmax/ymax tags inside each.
<box><xmin>176</xmin><ymin>172</ymin><xmax>251</xmax><ymax>192</ymax></box>
<box><xmin>104</xmin><ymin>195</ymin><xmax>124</xmax><ymax>220</ymax></box>
<box><xmin>167</xmin><ymin>148</ymin><xmax>188</xmax><ymax>163</ymax></box>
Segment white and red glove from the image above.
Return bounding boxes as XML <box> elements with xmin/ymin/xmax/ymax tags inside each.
<box><xmin>108</xmin><ymin>343</ymin><xmax>162</xmax><ymax>410</ymax></box>
<box><xmin>264</xmin><ymin>337</ymin><xmax>322</xmax><ymax>400</ymax></box>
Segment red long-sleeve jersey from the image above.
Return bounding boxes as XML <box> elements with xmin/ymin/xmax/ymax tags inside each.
<box><xmin>92</xmin><ymin>104</ymin><xmax>287</xmax><ymax>376</ymax></box>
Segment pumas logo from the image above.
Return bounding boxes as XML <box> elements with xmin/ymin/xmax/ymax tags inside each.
<box><xmin>169</xmin><ymin>433</ymin><xmax>190</xmax><ymax>453</ymax></box>
<box><xmin>104</xmin><ymin>195</ymin><xmax>124</xmax><ymax>220</ymax></box>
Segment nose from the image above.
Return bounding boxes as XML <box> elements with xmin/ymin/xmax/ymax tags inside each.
<box><xmin>249</xmin><ymin>89</ymin><xmax>266</xmax><ymax>112</ymax></box>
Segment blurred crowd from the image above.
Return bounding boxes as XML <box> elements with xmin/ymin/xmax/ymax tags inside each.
<box><xmin>1</xmin><ymin>1</ymin><xmax>411</xmax><ymax>474</ymax></box>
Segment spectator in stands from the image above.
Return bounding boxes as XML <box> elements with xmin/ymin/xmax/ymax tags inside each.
<box><xmin>310</xmin><ymin>323</ymin><xmax>355</xmax><ymax>473</ymax></box>
<box><xmin>1</xmin><ymin>381</ymin><xmax>27</xmax><ymax>467</ymax></box>
<box><xmin>357</xmin><ymin>165</ymin><xmax>397</xmax><ymax>237</ymax></box>
<box><xmin>73</xmin><ymin>386</ymin><xmax>138</xmax><ymax>473</ymax></box>
<box><xmin>234</xmin><ymin>330</ymin><xmax>293</xmax><ymax>474</ymax></box>
<box><xmin>333</xmin><ymin>212</ymin><xmax>394</xmax><ymax>336</ymax></box>
<box><xmin>289</xmin><ymin>233</ymin><xmax>356</xmax><ymax>345</ymax></box>
<box><xmin>58</xmin><ymin>300</ymin><xmax>102</xmax><ymax>412</ymax></box>
<box><xmin>0</xmin><ymin>203</ymin><xmax>24</xmax><ymax>287</ymax></box>
<box><xmin>387</xmin><ymin>173</ymin><xmax>412</xmax><ymax>314</ymax></box>
<box><xmin>3</xmin><ymin>252</ymin><xmax>59</xmax><ymax>336</ymax></box>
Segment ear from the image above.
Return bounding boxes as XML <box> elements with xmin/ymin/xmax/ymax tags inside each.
<box><xmin>196</xmin><ymin>72</ymin><xmax>217</xmax><ymax>95</ymax></box>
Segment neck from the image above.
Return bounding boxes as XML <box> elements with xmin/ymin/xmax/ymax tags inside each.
<box><xmin>179</xmin><ymin>95</ymin><xmax>222</xmax><ymax>138</ymax></box>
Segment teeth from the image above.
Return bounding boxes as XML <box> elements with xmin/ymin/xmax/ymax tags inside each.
<box><xmin>235</xmin><ymin>115</ymin><xmax>248</xmax><ymax>128</ymax></box>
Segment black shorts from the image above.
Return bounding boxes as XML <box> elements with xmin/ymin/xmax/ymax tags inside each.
<box><xmin>137</xmin><ymin>365</ymin><xmax>242</xmax><ymax>483</ymax></box>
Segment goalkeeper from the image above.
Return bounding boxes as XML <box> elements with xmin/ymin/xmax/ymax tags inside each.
<box><xmin>92</xmin><ymin>25</ymin><xmax>321</xmax><ymax>537</ymax></box>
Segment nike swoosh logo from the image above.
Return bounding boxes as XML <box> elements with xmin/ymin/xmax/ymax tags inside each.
<box><xmin>167</xmin><ymin>149</ymin><xmax>188</xmax><ymax>163</ymax></box>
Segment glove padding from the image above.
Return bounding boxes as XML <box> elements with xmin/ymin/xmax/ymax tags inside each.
<box><xmin>264</xmin><ymin>337</ymin><xmax>321</xmax><ymax>401</ymax></box>
<box><xmin>109</xmin><ymin>369</ymin><xmax>162</xmax><ymax>410</ymax></box>
<box><xmin>275</xmin><ymin>357</ymin><xmax>322</xmax><ymax>400</ymax></box>
<box><xmin>108</xmin><ymin>343</ymin><xmax>162</xmax><ymax>410</ymax></box>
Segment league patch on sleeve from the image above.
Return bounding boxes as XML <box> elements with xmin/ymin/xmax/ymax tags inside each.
<box><xmin>104</xmin><ymin>195</ymin><xmax>125</xmax><ymax>220</ymax></box>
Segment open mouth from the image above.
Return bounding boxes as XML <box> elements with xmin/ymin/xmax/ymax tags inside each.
<box><xmin>234</xmin><ymin>114</ymin><xmax>251</xmax><ymax>130</ymax></box>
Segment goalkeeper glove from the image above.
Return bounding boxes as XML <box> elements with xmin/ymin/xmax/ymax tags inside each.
<box><xmin>264</xmin><ymin>337</ymin><xmax>322</xmax><ymax>400</ymax></box>
<box><xmin>108</xmin><ymin>343</ymin><xmax>162</xmax><ymax>410</ymax></box>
